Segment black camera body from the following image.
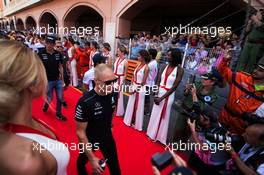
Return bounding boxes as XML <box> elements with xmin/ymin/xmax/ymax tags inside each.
<box><xmin>182</xmin><ymin>102</ymin><xmax>201</xmax><ymax>122</ymax></box>
<box><xmin>151</xmin><ymin>151</ymin><xmax>173</xmax><ymax>171</ymax></box>
<box><xmin>204</xmin><ymin>126</ymin><xmax>243</xmax><ymax>148</ymax></box>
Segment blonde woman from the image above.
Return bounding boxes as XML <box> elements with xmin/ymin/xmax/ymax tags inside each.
<box><xmin>0</xmin><ymin>40</ymin><xmax>70</xmax><ymax>175</ymax></box>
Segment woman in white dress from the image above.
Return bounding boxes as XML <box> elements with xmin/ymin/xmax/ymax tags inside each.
<box><xmin>124</xmin><ymin>50</ymin><xmax>150</xmax><ymax>131</ymax></box>
<box><xmin>68</xmin><ymin>38</ymin><xmax>78</xmax><ymax>87</ymax></box>
<box><xmin>89</xmin><ymin>41</ymin><xmax>99</xmax><ymax>69</ymax></box>
<box><xmin>114</xmin><ymin>45</ymin><xmax>128</xmax><ymax>117</ymax></box>
<box><xmin>102</xmin><ymin>42</ymin><xmax>113</xmax><ymax>66</ymax></box>
<box><xmin>147</xmin><ymin>48</ymin><xmax>184</xmax><ymax>145</ymax></box>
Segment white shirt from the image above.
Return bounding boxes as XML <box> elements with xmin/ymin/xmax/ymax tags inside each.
<box><xmin>83</xmin><ymin>67</ymin><xmax>94</xmax><ymax>91</ymax></box>
<box><xmin>254</xmin><ymin>103</ymin><xmax>264</xmax><ymax>117</ymax></box>
<box><xmin>146</xmin><ymin>60</ymin><xmax>158</xmax><ymax>87</ymax></box>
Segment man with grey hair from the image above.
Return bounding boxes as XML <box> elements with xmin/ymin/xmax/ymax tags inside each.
<box><xmin>75</xmin><ymin>64</ymin><xmax>121</xmax><ymax>175</ymax></box>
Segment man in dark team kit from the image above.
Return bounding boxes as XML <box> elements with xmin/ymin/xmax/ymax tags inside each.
<box><xmin>75</xmin><ymin>63</ymin><xmax>121</xmax><ymax>175</ymax></box>
<box><xmin>38</xmin><ymin>35</ymin><xmax>67</xmax><ymax>121</ymax></box>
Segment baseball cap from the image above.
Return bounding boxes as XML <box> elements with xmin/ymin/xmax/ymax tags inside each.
<box><xmin>201</xmin><ymin>68</ymin><xmax>225</xmax><ymax>88</ymax></box>
<box><xmin>201</xmin><ymin>73</ymin><xmax>217</xmax><ymax>81</ymax></box>
<box><xmin>45</xmin><ymin>35</ymin><xmax>56</xmax><ymax>44</ymax></box>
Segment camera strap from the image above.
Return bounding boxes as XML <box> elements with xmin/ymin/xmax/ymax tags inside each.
<box><xmin>232</xmin><ymin>73</ymin><xmax>264</xmax><ymax>102</ymax></box>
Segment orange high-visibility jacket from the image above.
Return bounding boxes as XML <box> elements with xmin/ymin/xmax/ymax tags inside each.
<box><xmin>217</xmin><ymin>59</ymin><xmax>264</xmax><ymax>134</ymax></box>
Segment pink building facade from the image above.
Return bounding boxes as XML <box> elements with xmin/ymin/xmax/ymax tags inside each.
<box><xmin>0</xmin><ymin>0</ymin><xmax>263</xmax><ymax>50</ymax></box>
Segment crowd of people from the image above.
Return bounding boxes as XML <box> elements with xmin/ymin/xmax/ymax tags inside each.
<box><xmin>0</xmin><ymin>8</ymin><xmax>263</xmax><ymax>175</ymax></box>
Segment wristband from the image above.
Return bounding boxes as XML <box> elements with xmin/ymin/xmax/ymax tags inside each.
<box><xmin>231</xmin><ymin>153</ymin><xmax>239</xmax><ymax>160</ymax></box>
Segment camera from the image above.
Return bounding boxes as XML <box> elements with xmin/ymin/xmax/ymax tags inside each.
<box><xmin>151</xmin><ymin>151</ymin><xmax>173</xmax><ymax>171</ymax></box>
<box><xmin>187</xmin><ymin>74</ymin><xmax>196</xmax><ymax>86</ymax></box>
<box><xmin>205</xmin><ymin>132</ymin><xmax>241</xmax><ymax>144</ymax></box>
<box><xmin>182</xmin><ymin>109</ymin><xmax>200</xmax><ymax>122</ymax></box>
<box><xmin>181</xmin><ymin>102</ymin><xmax>201</xmax><ymax>122</ymax></box>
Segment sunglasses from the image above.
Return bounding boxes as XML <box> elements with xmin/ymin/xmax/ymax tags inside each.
<box><xmin>56</xmin><ymin>46</ymin><xmax>63</xmax><ymax>48</ymax></box>
<box><xmin>99</xmin><ymin>78</ymin><xmax>118</xmax><ymax>85</ymax></box>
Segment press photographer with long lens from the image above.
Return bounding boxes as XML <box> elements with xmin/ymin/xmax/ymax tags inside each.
<box><xmin>75</xmin><ymin>64</ymin><xmax>121</xmax><ymax>175</ymax></box>
<box><xmin>222</xmin><ymin>124</ymin><xmax>264</xmax><ymax>175</ymax></box>
<box><xmin>187</xmin><ymin>108</ymin><xmax>231</xmax><ymax>175</ymax></box>
<box><xmin>217</xmin><ymin>50</ymin><xmax>264</xmax><ymax>135</ymax></box>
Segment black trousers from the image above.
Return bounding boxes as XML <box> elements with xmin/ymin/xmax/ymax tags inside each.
<box><xmin>77</xmin><ymin>135</ymin><xmax>121</xmax><ymax>175</ymax></box>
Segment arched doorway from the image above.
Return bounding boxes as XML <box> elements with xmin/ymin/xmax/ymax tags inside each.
<box><xmin>39</xmin><ymin>11</ymin><xmax>58</xmax><ymax>34</ymax></box>
<box><xmin>64</xmin><ymin>5</ymin><xmax>103</xmax><ymax>37</ymax></box>
<box><xmin>25</xmin><ymin>16</ymin><xmax>37</xmax><ymax>30</ymax></box>
<box><xmin>16</xmin><ymin>18</ymin><xmax>25</xmax><ymax>30</ymax></box>
<box><xmin>118</xmin><ymin>0</ymin><xmax>246</xmax><ymax>37</ymax></box>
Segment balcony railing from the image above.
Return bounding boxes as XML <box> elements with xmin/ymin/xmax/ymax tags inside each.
<box><xmin>3</xmin><ymin>0</ymin><xmax>48</xmax><ymax>16</ymax></box>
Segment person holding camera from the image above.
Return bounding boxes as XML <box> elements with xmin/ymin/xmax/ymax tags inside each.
<box><xmin>173</xmin><ymin>69</ymin><xmax>223</xmax><ymax>141</ymax></box>
<box><xmin>187</xmin><ymin>108</ymin><xmax>230</xmax><ymax>175</ymax></box>
<box><xmin>217</xmin><ymin>51</ymin><xmax>264</xmax><ymax>135</ymax></box>
<box><xmin>223</xmin><ymin>124</ymin><xmax>264</xmax><ymax>175</ymax></box>
<box><xmin>75</xmin><ymin>64</ymin><xmax>121</xmax><ymax>175</ymax></box>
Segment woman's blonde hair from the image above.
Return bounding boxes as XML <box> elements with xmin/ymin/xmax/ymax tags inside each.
<box><xmin>0</xmin><ymin>40</ymin><xmax>47</xmax><ymax>123</ymax></box>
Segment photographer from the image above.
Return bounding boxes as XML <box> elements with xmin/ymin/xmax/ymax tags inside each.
<box><xmin>223</xmin><ymin>124</ymin><xmax>264</xmax><ymax>175</ymax></box>
<box><xmin>183</xmin><ymin>70</ymin><xmax>223</xmax><ymax>111</ymax></box>
<box><xmin>174</xmin><ymin>70</ymin><xmax>223</xmax><ymax>141</ymax></box>
<box><xmin>187</xmin><ymin>108</ymin><xmax>230</xmax><ymax>175</ymax></box>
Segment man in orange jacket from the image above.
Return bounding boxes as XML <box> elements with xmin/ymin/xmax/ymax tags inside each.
<box><xmin>217</xmin><ymin>52</ymin><xmax>264</xmax><ymax>135</ymax></box>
